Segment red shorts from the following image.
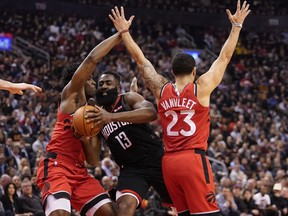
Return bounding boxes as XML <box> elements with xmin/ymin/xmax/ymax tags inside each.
<box><xmin>162</xmin><ymin>149</ymin><xmax>219</xmax><ymax>214</ymax></box>
<box><xmin>36</xmin><ymin>152</ymin><xmax>110</xmax><ymax>214</ymax></box>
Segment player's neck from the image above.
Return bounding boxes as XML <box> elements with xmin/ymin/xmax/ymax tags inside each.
<box><xmin>174</xmin><ymin>77</ymin><xmax>194</xmax><ymax>92</ymax></box>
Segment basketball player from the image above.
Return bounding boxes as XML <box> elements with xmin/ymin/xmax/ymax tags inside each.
<box><xmin>0</xmin><ymin>79</ymin><xmax>42</xmax><ymax>95</ymax></box>
<box><xmin>36</xmin><ymin>32</ymin><xmax>124</xmax><ymax>216</ymax></box>
<box><xmin>85</xmin><ymin>71</ymin><xmax>174</xmax><ymax>216</ymax></box>
<box><xmin>109</xmin><ymin>1</ymin><xmax>251</xmax><ymax>215</ymax></box>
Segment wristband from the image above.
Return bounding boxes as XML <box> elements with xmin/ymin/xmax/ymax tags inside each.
<box><xmin>119</xmin><ymin>29</ymin><xmax>129</xmax><ymax>35</ymax></box>
<box><xmin>232</xmin><ymin>22</ymin><xmax>242</xmax><ymax>28</ymax></box>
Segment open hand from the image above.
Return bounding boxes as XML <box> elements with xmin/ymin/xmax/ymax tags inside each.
<box><xmin>109</xmin><ymin>6</ymin><xmax>135</xmax><ymax>32</ymax></box>
<box><xmin>9</xmin><ymin>83</ymin><xmax>42</xmax><ymax>95</ymax></box>
<box><xmin>226</xmin><ymin>0</ymin><xmax>251</xmax><ymax>25</ymax></box>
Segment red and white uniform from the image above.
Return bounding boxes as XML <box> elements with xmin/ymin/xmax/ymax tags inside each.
<box><xmin>158</xmin><ymin>82</ymin><xmax>219</xmax><ymax>215</ymax></box>
<box><xmin>36</xmin><ymin>109</ymin><xmax>110</xmax><ymax>215</ymax></box>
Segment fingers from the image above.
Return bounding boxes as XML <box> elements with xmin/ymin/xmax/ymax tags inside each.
<box><xmin>241</xmin><ymin>1</ymin><xmax>247</xmax><ymax>10</ymax></box>
<box><xmin>121</xmin><ymin>6</ymin><xmax>125</xmax><ymax>17</ymax></box>
<box><xmin>128</xmin><ymin>15</ymin><xmax>135</xmax><ymax>23</ymax></box>
<box><xmin>111</xmin><ymin>8</ymin><xmax>117</xmax><ymax>18</ymax></box>
<box><xmin>31</xmin><ymin>86</ymin><xmax>42</xmax><ymax>92</ymax></box>
<box><xmin>237</xmin><ymin>0</ymin><xmax>240</xmax><ymax>11</ymax></box>
<box><xmin>17</xmin><ymin>90</ymin><xmax>24</xmax><ymax>95</ymax></box>
<box><xmin>226</xmin><ymin>9</ymin><xmax>232</xmax><ymax>21</ymax></box>
<box><xmin>114</xmin><ymin>6</ymin><xmax>121</xmax><ymax>17</ymax></box>
<box><xmin>108</xmin><ymin>14</ymin><xmax>115</xmax><ymax>22</ymax></box>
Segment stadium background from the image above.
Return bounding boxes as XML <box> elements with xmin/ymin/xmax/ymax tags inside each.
<box><xmin>0</xmin><ymin>0</ymin><xmax>287</xmax><ymax>215</ymax></box>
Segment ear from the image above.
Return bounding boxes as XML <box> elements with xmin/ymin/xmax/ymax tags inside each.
<box><xmin>192</xmin><ymin>67</ymin><xmax>196</xmax><ymax>77</ymax></box>
<box><xmin>171</xmin><ymin>69</ymin><xmax>175</xmax><ymax>77</ymax></box>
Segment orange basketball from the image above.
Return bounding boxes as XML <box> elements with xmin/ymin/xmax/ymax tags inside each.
<box><xmin>73</xmin><ymin>105</ymin><xmax>102</xmax><ymax>137</ymax></box>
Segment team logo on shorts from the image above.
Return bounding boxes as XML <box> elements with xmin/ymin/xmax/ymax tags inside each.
<box><xmin>44</xmin><ymin>182</ymin><xmax>50</xmax><ymax>193</ymax></box>
<box><xmin>206</xmin><ymin>191</ymin><xmax>216</xmax><ymax>203</ymax></box>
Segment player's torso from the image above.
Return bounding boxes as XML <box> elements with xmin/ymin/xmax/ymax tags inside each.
<box><xmin>46</xmin><ymin>109</ymin><xmax>85</xmax><ymax>162</ymax></box>
<box><xmin>158</xmin><ymin>82</ymin><xmax>210</xmax><ymax>152</ymax></box>
<box><xmin>100</xmin><ymin>95</ymin><xmax>164</xmax><ymax>167</ymax></box>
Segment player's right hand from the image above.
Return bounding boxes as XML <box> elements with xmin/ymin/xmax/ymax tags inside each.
<box><xmin>109</xmin><ymin>6</ymin><xmax>135</xmax><ymax>33</ymax></box>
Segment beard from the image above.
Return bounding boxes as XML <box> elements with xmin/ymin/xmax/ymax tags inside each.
<box><xmin>95</xmin><ymin>87</ymin><xmax>118</xmax><ymax>107</ymax></box>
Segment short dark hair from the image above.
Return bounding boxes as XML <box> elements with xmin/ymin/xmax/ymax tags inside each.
<box><xmin>61</xmin><ymin>63</ymin><xmax>80</xmax><ymax>86</ymax></box>
<box><xmin>99</xmin><ymin>71</ymin><xmax>121</xmax><ymax>84</ymax></box>
<box><xmin>172</xmin><ymin>52</ymin><xmax>195</xmax><ymax>76</ymax></box>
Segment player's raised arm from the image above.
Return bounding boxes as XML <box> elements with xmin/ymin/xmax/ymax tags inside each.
<box><xmin>0</xmin><ymin>79</ymin><xmax>42</xmax><ymax>95</ymax></box>
<box><xmin>67</xmin><ymin>32</ymin><xmax>122</xmax><ymax>94</ymax></box>
<box><xmin>197</xmin><ymin>0</ymin><xmax>251</xmax><ymax>96</ymax></box>
<box><xmin>109</xmin><ymin>6</ymin><xmax>167</xmax><ymax>100</ymax></box>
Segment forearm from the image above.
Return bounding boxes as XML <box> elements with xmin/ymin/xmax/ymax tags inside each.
<box><xmin>82</xmin><ymin>135</ymin><xmax>101</xmax><ymax>166</ymax></box>
<box><xmin>88</xmin><ymin>33</ymin><xmax>122</xmax><ymax>63</ymax></box>
<box><xmin>111</xmin><ymin>108</ymin><xmax>157</xmax><ymax>124</ymax></box>
<box><xmin>219</xmin><ymin>26</ymin><xmax>241</xmax><ymax>62</ymax></box>
<box><xmin>0</xmin><ymin>79</ymin><xmax>12</xmax><ymax>91</ymax></box>
<box><xmin>121</xmin><ymin>32</ymin><xmax>146</xmax><ymax>65</ymax></box>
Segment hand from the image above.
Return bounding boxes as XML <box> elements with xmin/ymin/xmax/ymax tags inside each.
<box><xmin>109</xmin><ymin>6</ymin><xmax>135</xmax><ymax>32</ymax></box>
<box><xmin>130</xmin><ymin>77</ymin><xmax>138</xmax><ymax>93</ymax></box>
<box><xmin>226</xmin><ymin>0</ymin><xmax>251</xmax><ymax>25</ymax></box>
<box><xmin>73</xmin><ymin>129</ymin><xmax>91</xmax><ymax>143</ymax></box>
<box><xmin>9</xmin><ymin>83</ymin><xmax>42</xmax><ymax>95</ymax></box>
<box><xmin>85</xmin><ymin>107</ymin><xmax>112</xmax><ymax>125</ymax></box>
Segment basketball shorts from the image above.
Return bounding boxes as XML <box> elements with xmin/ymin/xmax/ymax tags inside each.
<box><xmin>162</xmin><ymin>149</ymin><xmax>220</xmax><ymax>215</ymax></box>
<box><xmin>117</xmin><ymin>158</ymin><xmax>173</xmax><ymax>209</ymax></box>
<box><xmin>36</xmin><ymin>152</ymin><xmax>111</xmax><ymax>215</ymax></box>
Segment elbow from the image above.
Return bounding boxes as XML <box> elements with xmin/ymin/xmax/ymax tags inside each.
<box><xmin>87</xmin><ymin>160</ymin><xmax>98</xmax><ymax>167</ymax></box>
<box><xmin>86</xmin><ymin>55</ymin><xmax>100</xmax><ymax>65</ymax></box>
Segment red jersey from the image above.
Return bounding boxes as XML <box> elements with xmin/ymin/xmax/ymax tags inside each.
<box><xmin>158</xmin><ymin>82</ymin><xmax>210</xmax><ymax>152</ymax></box>
<box><xmin>46</xmin><ymin>109</ymin><xmax>85</xmax><ymax>162</ymax></box>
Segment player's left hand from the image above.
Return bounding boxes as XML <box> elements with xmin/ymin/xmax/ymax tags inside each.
<box><xmin>73</xmin><ymin>127</ymin><xmax>91</xmax><ymax>143</ymax></box>
<box><xmin>226</xmin><ymin>0</ymin><xmax>251</xmax><ymax>25</ymax></box>
<box><xmin>109</xmin><ymin>6</ymin><xmax>135</xmax><ymax>32</ymax></box>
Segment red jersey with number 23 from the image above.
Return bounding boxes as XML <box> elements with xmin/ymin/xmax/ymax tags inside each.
<box><xmin>158</xmin><ymin>82</ymin><xmax>210</xmax><ymax>152</ymax></box>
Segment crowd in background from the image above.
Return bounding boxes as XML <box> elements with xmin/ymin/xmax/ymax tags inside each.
<box><xmin>50</xmin><ymin>0</ymin><xmax>288</xmax><ymax>16</ymax></box>
<box><xmin>0</xmin><ymin>5</ymin><xmax>288</xmax><ymax>216</ymax></box>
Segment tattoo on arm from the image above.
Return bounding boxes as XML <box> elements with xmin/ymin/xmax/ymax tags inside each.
<box><xmin>140</xmin><ymin>63</ymin><xmax>167</xmax><ymax>97</ymax></box>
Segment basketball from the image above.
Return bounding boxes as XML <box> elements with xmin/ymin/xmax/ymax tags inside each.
<box><xmin>73</xmin><ymin>105</ymin><xmax>102</xmax><ymax>137</ymax></box>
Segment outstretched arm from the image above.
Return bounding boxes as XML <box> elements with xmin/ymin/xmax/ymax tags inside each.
<box><xmin>0</xmin><ymin>79</ymin><xmax>42</xmax><ymax>95</ymax></box>
<box><xmin>197</xmin><ymin>0</ymin><xmax>251</xmax><ymax>97</ymax></box>
<box><xmin>109</xmin><ymin>6</ymin><xmax>167</xmax><ymax>100</ymax></box>
<box><xmin>67</xmin><ymin>33</ymin><xmax>122</xmax><ymax>95</ymax></box>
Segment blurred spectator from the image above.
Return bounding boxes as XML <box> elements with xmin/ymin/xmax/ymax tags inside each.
<box><xmin>18</xmin><ymin>179</ymin><xmax>44</xmax><ymax>216</ymax></box>
<box><xmin>101</xmin><ymin>176</ymin><xmax>113</xmax><ymax>192</ymax></box>
<box><xmin>101</xmin><ymin>157</ymin><xmax>115</xmax><ymax>177</ymax></box>
<box><xmin>270</xmin><ymin>183</ymin><xmax>287</xmax><ymax>216</ymax></box>
<box><xmin>12</xmin><ymin>175</ymin><xmax>22</xmax><ymax>197</ymax></box>
<box><xmin>253</xmin><ymin>185</ymin><xmax>271</xmax><ymax>215</ymax></box>
<box><xmin>31</xmin><ymin>132</ymin><xmax>48</xmax><ymax>154</ymax></box>
<box><xmin>231</xmin><ymin>184</ymin><xmax>245</xmax><ymax>214</ymax></box>
<box><xmin>93</xmin><ymin>166</ymin><xmax>105</xmax><ymax>181</ymax></box>
<box><xmin>216</xmin><ymin>186</ymin><xmax>239</xmax><ymax>216</ymax></box>
<box><xmin>0</xmin><ymin>175</ymin><xmax>11</xmax><ymax>196</ymax></box>
<box><xmin>212</xmin><ymin>152</ymin><xmax>227</xmax><ymax>183</ymax></box>
<box><xmin>0</xmin><ymin>182</ymin><xmax>22</xmax><ymax>215</ymax></box>
<box><xmin>241</xmin><ymin>189</ymin><xmax>260</xmax><ymax>215</ymax></box>
<box><xmin>0</xmin><ymin>154</ymin><xmax>6</xmax><ymax>176</ymax></box>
